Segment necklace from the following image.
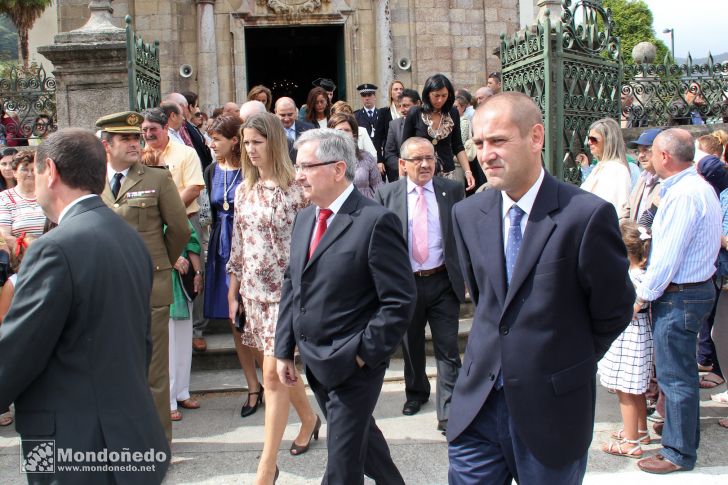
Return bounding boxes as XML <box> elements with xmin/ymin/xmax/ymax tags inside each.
<box><xmin>222</xmin><ymin>166</ymin><xmax>240</xmax><ymax>211</ymax></box>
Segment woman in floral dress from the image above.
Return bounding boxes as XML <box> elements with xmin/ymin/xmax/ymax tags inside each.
<box><xmin>227</xmin><ymin>113</ymin><xmax>320</xmax><ymax>485</ymax></box>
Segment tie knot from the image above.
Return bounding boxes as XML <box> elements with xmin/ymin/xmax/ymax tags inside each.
<box><xmin>508</xmin><ymin>205</ymin><xmax>525</xmax><ymax>225</ymax></box>
<box><xmin>318</xmin><ymin>208</ymin><xmax>333</xmax><ymax>222</ymax></box>
<box><xmin>416</xmin><ymin>185</ymin><xmax>425</xmax><ymax>195</ymax></box>
<box><xmin>113</xmin><ymin>172</ymin><xmax>123</xmax><ymax>181</ymax></box>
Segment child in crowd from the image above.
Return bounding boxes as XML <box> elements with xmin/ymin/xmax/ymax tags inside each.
<box><xmin>599</xmin><ymin>220</ymin><xmax>654</xmax><ymax>458</ymax></box>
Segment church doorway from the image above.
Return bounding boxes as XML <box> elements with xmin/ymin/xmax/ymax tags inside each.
<box><xmin>245</xmin><ymin>25</ymin><xmax>346</xmax><ymax>108</ymax></box>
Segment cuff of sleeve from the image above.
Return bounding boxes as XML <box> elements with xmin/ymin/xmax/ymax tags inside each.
<box><xmin>636</xmin><ymin>286</ymin><xmax>660</xmax><ymax>302</ymax></box>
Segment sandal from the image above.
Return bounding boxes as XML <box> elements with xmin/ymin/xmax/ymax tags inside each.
<box><xmin>699</xmin><ymin>372</ymin><xmax>725</xmax><ymax>389</ymax></box>
<box><xmin>170</xmin><ymin>410</ymin><xmax>183</xmax><ymax>421</ymax></box>
<box><xmin>177</xmin><ymin>398</ymin><xmax>200</xmax><ymax>409</ymax></box>
<box><xmin>0</xmin><ymin>410</ymin><xmax>13</xmax><ymax>426</ymax></box>
<box><xmin>711</xmin><ymin>391</ymin><xmax>728</xmax><ymax>404</ymax></box>
<box><xmin>611</xmin><ymin>428</ymin><xmax>651</xmax><ymax>445</ymax></box>
<box><xmin>602</xmin><ymin>438</ymin><xmax>643</xmax><ymax>458</ymax></box>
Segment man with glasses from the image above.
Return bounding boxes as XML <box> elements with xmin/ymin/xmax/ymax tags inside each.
<box><xmin>375</xmin><ymin>137</ymin><xmax>465</xmax><ymax>433</ymax></box>
<box><xmin>275</xmin><ymin>128</ymin><xmax>415</xmax><ymax>485</ymax></box>
<box><xmin>627</xmin><ymin>128</ymin><xmax>662</xmax><ymax>223</ymax></box>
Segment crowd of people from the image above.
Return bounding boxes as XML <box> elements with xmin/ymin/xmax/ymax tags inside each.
<box><xmin>0</xmin><ymin>70</ymin><xmax>727</xmax><ymax>484</ymax></box>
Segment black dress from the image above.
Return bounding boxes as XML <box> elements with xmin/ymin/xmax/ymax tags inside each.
<box><xmin>402</xmin><ymin>106</ymin><xmax>465</xmax><ymax>173</ymax></box>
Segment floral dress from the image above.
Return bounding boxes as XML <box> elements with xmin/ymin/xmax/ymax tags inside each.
<box><xmin>226</xmin><ymin>179</ymin><xmax>308</xmax><ymax>355</ymax></box>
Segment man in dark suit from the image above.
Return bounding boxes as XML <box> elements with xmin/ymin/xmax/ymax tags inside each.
<box><xmin>384</xmin><ymin>89</ymin><xmax>421</xmax><ymax>182</ymax></box>
<box><xmin>0</xmin><ymin>128</ymin><xmax>169</xmax><ymax>484</ymax></box>
<box><xmin>375</xmin><ymin>137</ymin><xmax>465</xmax><ymax>433</ymax></box>
<box><xmin>275</xmin><ymin>128</ymin><xmax>416</xmax><ymax>484</ymax></box>
<box><xmin>447</xmin><ymin>92</ymin><xmax>634</xmax><ymax>484</ymax></box>
<box><xmin>354</xmin><ymin>83</ymin><xmax>380</xmax><ymax>141</ymax></box>
<box><xmin>275</xmin><ymin>96</ymin><xmax>315</xmax><ymax>162</ymax></box>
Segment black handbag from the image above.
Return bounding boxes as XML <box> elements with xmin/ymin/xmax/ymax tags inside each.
<box><xmin>179</xmin><ymin>258</ymin><xmax>198</xmax><ymax>302</ymax></box>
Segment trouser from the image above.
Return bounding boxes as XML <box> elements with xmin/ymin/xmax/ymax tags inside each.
<box><xmin>697</xmin><ymin>280</ymin><xmax>722</xmax><ymax>376</ymax></box>
<box><xmin>189</xmin><ymin>212</ymin><xmax>209</xmax><ymax>338</ymax></box>
<box><xmin>169</xmin><ymin>302</ymin><xmax>193</xmax><ymax>411</ymax></box>
<box><xmin>150</xmin><ymin>305</ymin><xmax>172</xmax><ymax>442</ymax></box>
<box><xmin>712</xmin><ymin>287</ymin><xmax>728</xmax><ymax>391</ymax></box>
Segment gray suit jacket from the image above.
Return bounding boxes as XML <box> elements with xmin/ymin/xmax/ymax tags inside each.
<box><xmin>0</xmin><ymin>196</ymin><xmax>169</xmax><ymax>485</ymax></box>
<box><xmin>375</xmin><ymin>177</ymin><xmax>466</xmax><ymax>302</ymax></box>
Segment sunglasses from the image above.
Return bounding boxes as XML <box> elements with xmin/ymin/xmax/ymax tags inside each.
<box><xmin>587</xmin><ymin>136</ymin><xmax>601</xmax><ymax>144</ymax></box>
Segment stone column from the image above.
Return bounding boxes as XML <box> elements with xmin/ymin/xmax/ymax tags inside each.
<box><xmin>536</xmin><ymin>0</ymin><xmax>563</xmax><ymax>21</ymax></box>
<box><xmin>196</xmin><ymin>0</ymin><xmax>220</xmax><ymax>111</ymax></box>
<box><xmin>37</xmin><ymin>0</ymin><xmax>129</xmax><ymax>131</ymax></box>
<box><xmin>375</xmin><ymin>0</ymin><xmax>394</xmax><ymax>98</ymax></box>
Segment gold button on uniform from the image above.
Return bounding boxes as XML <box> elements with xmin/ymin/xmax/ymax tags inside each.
<box><xmin>114</xmin><ymin>203</ymin><xmax>119</xmax><ymax>208</ymax></box>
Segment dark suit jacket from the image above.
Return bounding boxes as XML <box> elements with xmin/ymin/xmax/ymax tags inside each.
<box><xmin>375</xmin><ymin>107</ymin><xmax>393</xmax><ymax>163</ymax></box>
<box><xmin>447</xmin><ymin>173</ymin><xmax>634</xmax><ymax>467</ymax></box>
<box><xmin>375</xmin><ymin>177</ymin><xmax>465</xmax><ymax>302</ymax></box>
<box><xmin>355</xmin><ymin>107</ymin><xmax>380</xmax><ymax>143</ymax></box>
<box><xmin>0</xmin><ymin>196</ymin><xmax>169</xmax><ymax>484</ymax></box>
<box><xmin>185</xmin><ymin>120</ymin><xmax>213</xmax><ymax>171</ymax></box>
<box><xmin>288</xmin><ymin>120</ymin><xmax>316</xmax><ymax>162</ymax></box>
<box><xmin>274</xmin><ymin>188</ymin><xmax>416</xmax><ymax>388</ymax></box>
<box><xmin>384</xmin><ymin>117</ymin><xmax>405</xmax><ymax>179</ymax></box>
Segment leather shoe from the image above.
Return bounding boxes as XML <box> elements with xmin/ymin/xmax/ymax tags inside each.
<box><xmin>637</xmin><ymin>454</ymin><xmax>684</xmax><ymax>474</ymax></box>
<box><xmin>402</xmin><ymin>399</ymin><xmax>426</xmax><ymax>416</ymax></box>
<box><xmin>653</xmin><ymin>421</ymin><xmax>663</xmax><ymax>436</ymax></box>
<box><xmin>192</xmin><ymin>337</ymin><xmax>207</xmax><ymax>352</ymax></box>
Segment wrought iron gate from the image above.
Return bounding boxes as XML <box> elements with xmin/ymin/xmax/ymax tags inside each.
<box><xmin>126</xmin><ymin>15</ymin><xmax>161</xmax><ymax>112</ymax></box>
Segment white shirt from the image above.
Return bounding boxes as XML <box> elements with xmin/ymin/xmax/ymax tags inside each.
<box><xmin>107</xmin><ymin>166</ymin><xmax>130</xmax><ymax>186</ymax></box>
<box><xmin>168</xmin><ymin>128</ymin><xmax>185</xmax><ymax>145</ymax></box>
<box><xmin>406</xmin><ymin>178</ymin><xmax>443</xmax><ymax>271</ymax></box>
<box><xmin>58</xmin><ymin>194</ymin><xmax>98</xmax><ymax>224</ymax></box>
<box><xmin>501</xmin><ymin>168</ymin><xmax>545</xmax><ymax>253</ymax></box>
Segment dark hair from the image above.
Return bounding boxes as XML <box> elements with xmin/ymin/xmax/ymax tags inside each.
<box><xmin>620</xmin><ymin>220</ymin><xmax>651</xmax><ymax>270</ymax></box>
<box><xmin>247</xmin><ymin>85</ymin><xmax>273</xmax><ymax>111</ymax></box>
<box><xmin>208</xmin><ymin>115</ymin><xmax>243</xmax><ymax>160</ymax></box>
<box><xmin>35</xmin><ymin>128</ymin><xmax>106</xmax><ymax>194</ymax></box>
<box><xmin>421</xmin><ymin>73</ymin><xmax>455</xmax><ymax>114</ymax></box>
<box><xmin>142</xmin><ymin>107</ymin><xmax>168</xmax><ymax>127</ymax></box>
<box><xmin>455</xmin><ymin>89</ymin><xmax>473</xmax><ymax>105</ymax></box>
<box><xmin>211</xmin><ymin>107</ymin><xmax>224</xmax><ymax>119</ymax></box>
<box><xmin>160</xmin><ymin>101</ymin><xmax>181</xmax><ymax>118</ymax></box>
<box><xmin>11</xmin><ymin>150</ymin><xmax>34</xmax><ymax>170</ymax></box>
<box><xmin>0</xmin><ymin>147</ymin><xmax>17</xmax><ymax>158</ymax></box>
<box><xmin>305</xmin><ymin>87</ymin><xmax>331</xmax><ymax>124</ymax></box>
<box><xmin>181</xmin><ymin>91</ymin><xmax>198</xmax><ymax>108</ymax></box>
<box><xmin>488</xmin><ymin>71</ymin><xmax>502</xmax><ymax>82</ymax></box>
<box><xmin>399</xmin><ymin>89</ymin><xmax>421</xmax><ymax>104</ymax></box>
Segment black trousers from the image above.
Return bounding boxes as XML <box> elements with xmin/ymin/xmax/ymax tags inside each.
<box><xmin>403</xmin><ymin>270</ymin><xmax>461</xmax><ymax>422</ymax></box>
<box><xmin>307</xmin><ymin>363</ymin><xmax>404</xmax><ymax>485</ymax></box>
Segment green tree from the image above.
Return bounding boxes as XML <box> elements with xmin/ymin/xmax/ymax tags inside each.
<box><xmin>603</xmin><ymin>0</ymin><xmax>670</xmax><ymax>64</ymax></box>
<box><xmin>0</xmin><ymin>0</ymin><xmax>53</xmax><ymax>68</ymax></box>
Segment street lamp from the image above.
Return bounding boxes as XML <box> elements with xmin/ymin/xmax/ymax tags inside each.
<box><xmin>663</xmin><ymin>28</ymin><xmax>675</xmax><ymax>60</ymax></box>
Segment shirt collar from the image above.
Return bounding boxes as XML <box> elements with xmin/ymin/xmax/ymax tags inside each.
<box><xmin>320</xmin><ymin>183</ymin><xmax>354</xmax><ymax>216</ymax></box>
<box><xmin>406</xmin><ymin>177</ymin><xmax>434</xmax><ymax>195</ymax></box>
<box><xmin>659</xmin><ymin>165</ymin><xmax>695</xmax><ymax>197</ymax></box>
<box><xmin>58</xmin><ymin>194</ymin><xmax>98</xmax><ymax>224</ymax></box>
<box><xmin>106</xmin><ymin>165</ymin><xmax>130</xmax><ymax>182</ymax></box>
<box><xmin>501</xmin><ymin>168</ymin><xmax>545</xmax><ymax>220</ymax></box>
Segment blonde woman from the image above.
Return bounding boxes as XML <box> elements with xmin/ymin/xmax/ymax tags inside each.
<box><xmin>227</xmin><ymin>112</ymin><xmax>320</xmax><ymax>485</ymax></box>
<box><xmin>578</xmin><ymin>118</ymin><xmax>632</xmax><ymax>219</ymax></box>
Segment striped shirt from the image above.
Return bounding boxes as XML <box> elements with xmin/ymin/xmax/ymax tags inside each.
<box><xmin>636</xmin><ymin>166</ymin><xmax>721</xmax><ymax>301</ymax></box>
<box><xmin>0</xmin><ymin>188</ymin><xmax>46</xmax><ymax>238</ymax></box>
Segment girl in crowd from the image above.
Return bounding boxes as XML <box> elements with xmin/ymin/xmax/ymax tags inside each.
<box><xmin>402</xmin><ymin>73</ymin><xmax>475</xmax><ymax>191</ymax></box>
<box><xmin>248</xmin><ymin>85</ymin><xmax>273</xmax><ymax>112</ymax></box>
<box><xmin>330</xmin><ymin>101</ymin><xmax>378</xmax><ymax>158</ymax></box>
<box><xmin>388</xmin><ymin>79</ymin><xmax>405</xmax><ymax>120</ymax></box>
<box><xmin>203</xmin><ymin>115</ymin><xmax>263</xmax><ymax>418</ymax></box>
<box><xmin>304</xmin><ymin>87</ymin><xmax>330</xmax><ymax>128</ymax></box>
<box><xmin>0</xmin><ymin>151</ymin><xmax>45</xmax><ymax>254</ymax></box>
<box><xmin>0</xmin><ymin>148</ymin><xmax>17</xmax><ymax>191</ymax></box>
<box><xmin>578</xmin><ymin>118</ymin><xmax>632</xmax><ymax>219</ymax></box>
<box><xmin>328</xmin><ymin>112</ymin><xmax>383</xmax><ymax>199</ymax></box>
<box><xmin>227</xmin><ymin>113</ymin><xmax>320</xmax><ymax>484</ymax></box>
<box><xmin>600</xmin><ymin>221</ymin><xmax>654</xmax><ymax>458</ymax></box>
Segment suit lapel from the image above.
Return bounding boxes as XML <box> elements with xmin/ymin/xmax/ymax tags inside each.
<box><xmin>503</xmin><ymin>174</ymin><xmax>559</xmax><ymax>310</ymax></box>
<box><xmin>116</xmin><ymin>163</ymin><xmax>144</xmax><ymax>201</ymax></box>
<box><xmin>394</xmin><ymin>179</ymin><xmax>408</xmax><ymax>241</ymax></box>
<box><xmin>478</xmin><ymin>190</ymin><xmax>507</xmax><ymax>307</ymax></box>
<box><xmin>304</xmin><ymin>189</ymin><xmax>359</xmax><ymax>270</ymax></box>
<box><xmin>293</xmin><ymin>207</ymin><xmax>315</xmax><ymax>275</ymax></box>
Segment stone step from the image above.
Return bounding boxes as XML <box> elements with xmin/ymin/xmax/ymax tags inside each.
<box><xmin>191</xmin><ymin>318</ymin><xmax>473</xmax><ymax>372</ymax></box>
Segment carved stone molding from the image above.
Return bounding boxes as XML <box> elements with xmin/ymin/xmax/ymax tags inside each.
<box><xmin>259</xmin><ymin>0</ymin><xmax>326</xmax><ymax>17</ymax></box>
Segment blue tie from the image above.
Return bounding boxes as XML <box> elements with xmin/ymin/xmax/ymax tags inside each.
<box><xmin>496</xmin><ymin>204</ymin><xmax>525</xmax><ymax>390</ymax></box>
<box><xmin>505</xmin><ymin>205</ymin><xmax>525</xmax><ymax>285</ymax></box>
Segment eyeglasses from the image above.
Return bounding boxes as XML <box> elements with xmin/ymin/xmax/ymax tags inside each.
<box><xmin>587</xmin><ymin>136</ymin><xmax>601</xmax><ymax>144</ymax></box>
<box><xmin>293</xmin><ymin>160</ymin><xmax>341</xmax><ymax>172</ymax></box>
<box><xmin>402</xmin><ymin>156</ymin><xmax>436</xmax><ymax>165</ymax></box>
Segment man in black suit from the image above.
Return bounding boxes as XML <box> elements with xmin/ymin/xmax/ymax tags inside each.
<box><xmin>0</xmin><ymin>128</ymin><xmax>169</xmax><ymax>485</ymax></box>
<box><xmin>447</xmin><ymin>93</ymin><xmax>634</xmax><ymax>484</ymax></box>
<box><xmin>354</xmin><ymin>83</ymin><xmax>380</xmax><ymax>141</ymax></box>
<box><xmin>384</xmin><ymin>89</ymin><xmax>421</xmax><ymax>182</ymax></box>
<box><xmin>275</xmin><ymin>128</ymin><xmax>416</xmax><ymax>484</ymax></box>
<box><xmin>375</xmin><ymin>137</ymin><xmax>465</xmax><ymax>433</ymax></box>
<box><xmin>275</xmin><ymin>96</ymin><xmax>315</xmax><ymax>162</ymax></box>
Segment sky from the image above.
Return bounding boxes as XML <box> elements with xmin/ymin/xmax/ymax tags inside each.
<box><xmin>642</xmin><ymin>0</ymin><xmax>728</xmax><ymax>58</ymax></box>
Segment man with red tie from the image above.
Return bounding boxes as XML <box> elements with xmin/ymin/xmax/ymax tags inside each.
<box><xmin>275</xmin><ymin>128</ymin><xmax>416</xmax><ymax>484</ymax></box>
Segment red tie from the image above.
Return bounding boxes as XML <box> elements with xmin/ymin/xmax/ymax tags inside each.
<box><xmin>309</xmin><ymin>209</ymin><xmax>333</xmax><ymax>259</ymax></box>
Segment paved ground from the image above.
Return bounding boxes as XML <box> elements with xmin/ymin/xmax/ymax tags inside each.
<box><xmin>1</xmin><ymin>370</ymin><xmax>727</xmax><ymax>484</ymax></box>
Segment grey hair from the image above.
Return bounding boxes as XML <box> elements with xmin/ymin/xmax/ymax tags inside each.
<box><xmin>142</xmin><ymin>107</ymin><xmax>168</xmax><ymax>127</ymax></box>
<box><xmin>588</xmin><ymin>117</ymin><xmax>628</xmax><ymax>167</ymax></box>
<box><xmin>400</xmin><ymin>137</ymin><xmax>434</xmax><ymax>160</ymax></box>
<box><xmin>295</xmin><ymin>128</ymin><xmax>356</xmax><ymax>181</ymax></box>
<box><xmin>656</xmin><ymin>128</ymin><xmax>695</xmax><ymax>163</ymax></box>
<box><xmin>239</xmin><ymin>100</ymin><xmax>266</xmax><ymax>121</ymax></box>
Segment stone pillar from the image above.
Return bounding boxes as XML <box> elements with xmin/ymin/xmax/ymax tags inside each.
<box><xmin>375</xmin><ymin>0</ymin><xmax>394</xmax><ymax>99</ymax></box>
<box><xmin>536</xmin><ymin>0</ymin><xmax>563</xmax><ymax>21</ymax></box>
<box><xmin>37</xmin><ymin>0</ymin><xmax>129</xmax><ymax>131</ymax></box>
<box><xmin>196</xmin><ymin>0</ymin><xmax>220</xmax><ymax>111</ymax></box>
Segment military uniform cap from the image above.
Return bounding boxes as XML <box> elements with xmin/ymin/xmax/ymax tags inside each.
<box><xmin>313</xmin><ymin>78</ymin><xmax>336</xmax><ymax>92</ymax></box>
<box><xmin>95</xmin><ymin>111</ymin><xmax>143</xmax><ymax>134</ymax></box>
<box><xmin>357</xmin><ymin>84</ymin><xmax>378</xmax><ymax>95</ymax></box>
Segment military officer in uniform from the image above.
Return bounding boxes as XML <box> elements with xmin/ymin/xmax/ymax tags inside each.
<box><xmin>97</xmin><ymin>111</ymin><xmax>190</xmax><ymax>442</ymax></box>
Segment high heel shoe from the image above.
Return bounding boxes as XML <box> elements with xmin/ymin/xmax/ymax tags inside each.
<box><xmin>240</xmin><ymin>384</ymin><xmax>264</xmax><ymax>418</ymax></box>
<box><xmin>274</xmin><ymin>466</ymin><xmax>279</xmax><ymax>483</ymax></box>
<box><xmin>290</xmin><ymin>414</ymin><xmax>321</xmax><ymax>456</ymax></box>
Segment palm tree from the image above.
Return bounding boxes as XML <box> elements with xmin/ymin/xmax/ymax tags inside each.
<box><xmin>0</xmin><ymin>0</ymin><xmax>54</xmax><ymax>68</ymax></box>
